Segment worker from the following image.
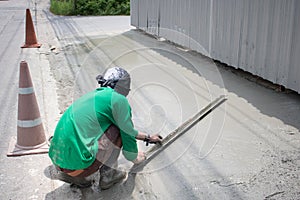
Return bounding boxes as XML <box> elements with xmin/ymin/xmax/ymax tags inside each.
<box><xmin>48</xmin><ymin>67</ymin><xmax>162</xmax><ymax>189</ymax></box>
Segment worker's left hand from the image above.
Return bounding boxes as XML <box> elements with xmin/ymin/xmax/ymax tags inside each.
<box><xmin>132</xmin><ymin>151</ymin><xmax>146</xmax><ymax>164</ymax></box>
<box><xmin>149</xmin><ymin>134</ymin><xmax>163</xmax><ymax>145</ymax></box>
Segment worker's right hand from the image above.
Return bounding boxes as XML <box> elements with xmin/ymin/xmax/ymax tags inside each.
<box><xmin>132</xmin><ymin>151</ymin><xmax>146</xmax><ymax>164</ymax></box>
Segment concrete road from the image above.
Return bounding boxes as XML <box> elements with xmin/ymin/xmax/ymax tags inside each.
<box><xmin>0</xmin><ymin>0</ymin><xmax>299</xmax><ymax>199</ymax></box>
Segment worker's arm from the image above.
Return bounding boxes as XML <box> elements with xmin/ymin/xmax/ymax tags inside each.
<box><xmin>135</xmin><ymin>132</ymin><xmax>163</xmax><ymax>144</ymax></box>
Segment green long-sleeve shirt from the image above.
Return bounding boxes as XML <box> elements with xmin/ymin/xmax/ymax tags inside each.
<box><xmin>49</xmin><ymin>87</ymin><xmax>138</xmax><ymax>170</ymax></box>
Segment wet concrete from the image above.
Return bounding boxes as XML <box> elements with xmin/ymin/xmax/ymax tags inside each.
<box><xmin>0</xmin><ymin>0</ymin><xmax>299</xmax><ymax>199</ymax></box>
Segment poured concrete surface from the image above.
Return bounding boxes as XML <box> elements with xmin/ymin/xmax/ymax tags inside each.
<box><xmin>0</xmin><ymin>1</ymin><xmax>299</xmax><ymax>199</ymax></box>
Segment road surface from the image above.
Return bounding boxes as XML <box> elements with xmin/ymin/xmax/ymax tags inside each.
<box><xmin>0</xmin><ymin>0</ymin><xmax>299</xmax><ymax>199</ymax></box>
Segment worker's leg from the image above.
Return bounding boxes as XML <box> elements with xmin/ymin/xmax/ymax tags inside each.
<box><xmin>96</xmin><ymin>124</ymin><xmax>122</xmax><ymax>165</ymax></box>
<box><xmin>55</xmin><ymin>125</ymin><xmax>123</xmax><ymax>188</ymax></box>
<box><xmin>97</xmin><ymin>124</ymin><xmax>126</xmax><ymax>190</ymax></box>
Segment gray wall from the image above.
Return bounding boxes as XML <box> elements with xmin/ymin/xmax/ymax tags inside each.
<box><xmin>130</xmin><ymin>0</ymin><xmax>300</xmax><ymax>93</ymax></box>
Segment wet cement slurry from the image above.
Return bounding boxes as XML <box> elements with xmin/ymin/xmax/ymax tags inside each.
<box><xmin>0</xmin><ymin>1</ymin><xmax>299</xmax><ymax>199</ymax></box>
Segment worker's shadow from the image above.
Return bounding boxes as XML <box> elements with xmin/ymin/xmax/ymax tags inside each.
<box><xmin>44</xmin><ymin>164</ymin><xmax>145</xmax><ymax>200</ymax></box>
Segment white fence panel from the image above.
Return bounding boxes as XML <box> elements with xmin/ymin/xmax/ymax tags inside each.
<box><xmin>131</xmin><ymin>0</ymin><xmax>300</xmax><ymax>93</ymax></box>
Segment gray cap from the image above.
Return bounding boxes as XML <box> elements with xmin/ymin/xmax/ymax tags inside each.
<box><xmin>96</xmin><ymin>67</ymin><xmax>131</xmax><ymax>96</ymax></box>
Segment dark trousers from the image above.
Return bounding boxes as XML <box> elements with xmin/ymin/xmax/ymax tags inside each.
<box><xmin>58</xmin><ymin>125</ymin><xmax>122</xmax><ymax>177</ymax></box>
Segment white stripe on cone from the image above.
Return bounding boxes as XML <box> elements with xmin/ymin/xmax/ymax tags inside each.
<box><xmin>19</xmin><ymin>87</ymin><xmax>34</xmax><ymax>94</ymax></box>
<box><xmin>17</xmin><ymin>118</ymin><xmax>42</xmax><ymax>128</ymax></box>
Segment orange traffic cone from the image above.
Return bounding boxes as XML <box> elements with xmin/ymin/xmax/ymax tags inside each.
<box><xmin>21</xmin><ymin>9</ymin><xmax>41</xmax><ymax>48</ymax></box>
<box><xmin>7</xmin><ymin>61</ymin><xmax>48</xmax><ymax>156</ymax></box>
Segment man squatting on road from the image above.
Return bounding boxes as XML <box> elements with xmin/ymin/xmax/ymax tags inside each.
<box><xmin>48</xmin><ymin>67</ymin><xmax>162</xmax><ymax>189</ymax></box>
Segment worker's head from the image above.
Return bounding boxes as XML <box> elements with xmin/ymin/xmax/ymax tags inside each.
<box><xmin>96</xmin><ymin>67</ymin><xmax>131</xmax><ymax>96</ymax></box>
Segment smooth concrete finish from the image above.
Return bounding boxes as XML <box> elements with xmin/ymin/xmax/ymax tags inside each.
<box><xmin>0</xmin><ymin>1</ymin><xmax>299</xmax><ymax>200</ymax></box>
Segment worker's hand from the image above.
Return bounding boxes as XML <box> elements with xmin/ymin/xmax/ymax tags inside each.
<box><xmin>132</xmin><ymin>152</ymin><xmax>146</xmax><ymax>164</ymax></box>
<box><xmin>144</xmin><ymin>134</ymin><xmax>163</xmax><ymax>146</ymax></box>
<box><xmin>150</xmin><ymin>134</ymin><xmax>163</xmax><ymax>145</ymax></box>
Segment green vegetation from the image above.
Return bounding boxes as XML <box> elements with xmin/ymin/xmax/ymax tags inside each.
<box><xmin>50</xmin><ymin>0</ymin><xmax>130</xmax><ymax>16</ymax></box>
<box><xmin>50</xmin><ymin>0</ymin><xmax>75</xmax><ymax>16</ymax></box>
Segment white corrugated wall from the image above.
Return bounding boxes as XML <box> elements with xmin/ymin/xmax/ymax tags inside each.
<box><xmin>130</xmin><ymin>0</ymin><xmax>300</xmax><ymax>93</ymax></box>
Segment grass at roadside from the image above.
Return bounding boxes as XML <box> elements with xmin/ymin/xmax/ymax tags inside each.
<box><xmin>50</xmin><ymin>0</ymin><xmax>75</xmax><ymax>16</ymax></box>
<box><xmin>50</xmin><ymin>0</ymin><xmax>130</xmax><ymax>16</ymax></box>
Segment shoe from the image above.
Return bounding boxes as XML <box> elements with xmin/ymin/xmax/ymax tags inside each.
<box><xmin>99</xmin><ymin>166</ymin><xmax>126</xmax><ymax>190</ymax></box>
<box><xmin>56</xmin><ymin>171</ymin><xmax>92</xmax><ymax>188</ymax></box>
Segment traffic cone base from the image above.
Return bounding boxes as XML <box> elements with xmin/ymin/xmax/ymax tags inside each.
<box><xmin>21</xmin><ymin>43</ymin><xmax>41</xmax><ymax>48</ymax></box>
<box><xmin>7</xmin><ymin>137</ymin><xmax>48</xmax><ymax>157</ymax></box>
